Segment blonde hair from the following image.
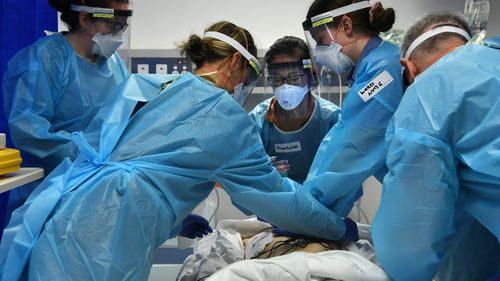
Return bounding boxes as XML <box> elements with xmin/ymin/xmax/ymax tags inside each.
<box><xmin>179</xmin><ymin>21</ymin><xmax>257</xmax><ymax>68</ymax></box>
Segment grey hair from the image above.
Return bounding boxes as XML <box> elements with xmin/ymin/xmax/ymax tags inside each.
<box><xmin>401</xmin><ymin>11</ymin><xmax>471</xmax><ymax>59</ymax></box>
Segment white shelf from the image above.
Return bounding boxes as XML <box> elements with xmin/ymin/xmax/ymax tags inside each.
<box><xmin>0</xmin><ymin>168</ymin><xmax>44</xmax><ymax>193</ymax></box>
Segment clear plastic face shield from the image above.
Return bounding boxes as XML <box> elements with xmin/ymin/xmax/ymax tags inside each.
<box><xmin>266</xmin><ymin>60</ymin><xmax>313</xmax><ymax>110</ymax></box>
<box><xmin>266</xmin><ymin>59</ymin><xmax>313</xmax><ymax>88</ymax></box>
<box><xmin>203</xmin><ymin>31</ymin><xmax>263</xmax><ymax>106</ymax></box>
<box><xmin>302</xmin><ymin>1</ymin><xmax>371</xmax><ymax>106</ymax></box>
<box><xmin>302</xmin><ymin>1</ymin><xmax>371</xmax><ymax>69</ymax></box>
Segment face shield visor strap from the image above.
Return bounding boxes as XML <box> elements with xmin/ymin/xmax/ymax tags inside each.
<box><xmin>404</xmin><ymin>26</ymin><xmax>471</xmax><ymax>59</ymax></box>
<box><xmin>203</xmin><ymin>31</ymin><xmax>262</xmax><ymax>84</ymax></box>
<box><xmin>302</xmin><ymin>59</ymin><xmax>315</xmax><ymax>88</ymax></box>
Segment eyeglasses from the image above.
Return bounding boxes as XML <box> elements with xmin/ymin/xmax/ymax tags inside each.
<box><xmin>267</xmin><ymin>74</ymin><xmax>306</xmax><ymax>87</ymax></box>
<box><xmin>97</xmin><ymin>18</ymin><xmax>128</xmax><ymax>34</ymax></box>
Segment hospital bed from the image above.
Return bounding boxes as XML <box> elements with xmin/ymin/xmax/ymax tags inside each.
<box><xmin>148</xmin><ymin>183</ymin><xmax>380</xmax><ymax>281</ymax></box>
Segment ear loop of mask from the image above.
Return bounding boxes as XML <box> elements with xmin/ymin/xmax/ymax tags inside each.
<box><xmin>327</xmin><ymin>0</ymin><xmax>373</xmax><ymax>47</ymax></box>
<box><xmin>331</xmin><ymin>14</ymin><xmax>370</xmax><ymax>48</ymax></box>
<box><xmin>218</xmin><ymin>69</ymin><xmax>238</xmax><ymax>92</ymax></box>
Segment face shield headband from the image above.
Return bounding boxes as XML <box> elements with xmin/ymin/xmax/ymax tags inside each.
<box><xmin>302</xmin><ymin>1</ymin><xmax>371</xmax><ymax>32</ymax></box>
<box><xmin>203</xmin><ymin>31</ymin><xmax>263</xmax><ymax>106</ymax></box>
<box><xmin>404</xmin><ymin>25</ymin><xmax>471</xmax><ymax>59</ymax></box>
<box><xmin>203</xmin><ymin>31</ymin><xmax>262</xmax><ymax>83</ymax></box>
<box><xmin>70</xmin><ymin>4</ymin><xmax>133</xmax><ymax>18</ymax></box>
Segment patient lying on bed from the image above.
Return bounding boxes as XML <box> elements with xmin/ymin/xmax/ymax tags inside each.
<box><xmin>176</xmin><ymin>218</ymin><xmax>377</xmax><ymax>281</ymax></box>
<box><xmin>242</xmin><ymin>228</ymin><xmax>344</xmax><ymax>259</ymax></box>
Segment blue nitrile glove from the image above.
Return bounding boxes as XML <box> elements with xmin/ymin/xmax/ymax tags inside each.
<box><xmin>272</xmin><ymin>227</ymin><xmax>301</xmax><ymax>238</ymax></box>
<box><xmin>179</xmin><ymin>214</ymin><xmax>213</xmax><ymax>239</ymax></box>
<box><xmin>341</xmin><ymin>218</ymin><xmax>359</xmax><ymax>241</ymax></box>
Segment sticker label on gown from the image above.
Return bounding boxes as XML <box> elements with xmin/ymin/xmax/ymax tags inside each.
<box><xmin>275</xmin><ymin>141</ymin><xmax>302</xmax><ymax>153</ymax></box>
<box><xmin>358</xmin><ymin>70</ymin><xmax>393</xmax><ymax>102</ymax></box>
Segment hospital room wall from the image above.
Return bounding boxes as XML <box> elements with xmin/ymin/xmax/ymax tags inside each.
<box><xmin>56</xmin><ymin>0</ymin><xmax>500</xmax><ymax>49</ymax></box>
<box><xmin>127</xmin><ymin>0</ymin><xmax>499</xmax><ymax>50</ymax></box>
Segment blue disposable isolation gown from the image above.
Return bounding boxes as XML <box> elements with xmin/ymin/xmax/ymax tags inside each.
<box><xmin>249</xmin><ymin>95</ymin><xmax>340</xmax><ymax>183</ymax></box>
<box><xmin>372</xmin><ymin>38</ymin><xmax>500</xmax><ymax>281</ymax></box>
<box><xmin>0</xmin><ymin>73</ymin><xmax>348</xmax><ymax>281</ymax></box>
<box><xmin>304</xmin><ymin>36</ymin><xmax>403</xmax><ymax>216</ymax></box>
<box><xmin>2</xmin><ymin>32</ymin><xmax>129</xmax><ymax>222</ymax></box>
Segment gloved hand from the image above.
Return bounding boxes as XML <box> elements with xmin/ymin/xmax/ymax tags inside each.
<box><xmin>179</xmin><ymin>214</ymin><xmax>213</xmax><ymax>239</ymax></box>
<box><xmin>272</xmin><ymin>227</ymin><xmax>301</xmax><ymax>238</ymax></box>
<box><xmin>341</xmin><ymin>218</ymin><xmax>359</xmax><ymax>241</ymax></box>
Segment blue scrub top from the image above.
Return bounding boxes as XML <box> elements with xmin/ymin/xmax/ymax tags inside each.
<box><xmin>249</xmin><ymin>95</ymin><xmax>340</xmax><ymax>183</ymax></box>
<box><xmin>304</xmin><ymin>36</ymin><xmax>404</xmax><ymax>216</ymax></box>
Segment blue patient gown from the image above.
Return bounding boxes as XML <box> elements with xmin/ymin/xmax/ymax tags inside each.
<box><xmin>0</xmin><ymin>73</ymin><xmax>348</xmax><ymax>281</ymax></box>
<box><xmin>304</xmin><ymin>37</ymin><xmax>403</xmax><ymax>216</ymax></box>
<box><xmin>249</xmin><ymin>95</ymin><xmax>340</xmax><ymax>183</ymax></box>
<box><xmin>372</xmin><ymin>39</ymin><xmax>500</xmax><ymax>281</ymax></box>
<box><xmin>2</xmin><ymin>32</ymin><xmax>129</xmax><ymax>220</ymax></box>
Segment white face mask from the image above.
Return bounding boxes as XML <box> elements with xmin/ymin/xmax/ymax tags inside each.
<box><xmin>274</xmin><ymin>84</ymin><xmax>309</xmax><ymax>111</ymax></box>
<box><xmin>314</xmin><ymin>42</ymin><xmax>354</xmax><ymax>74</ymax></box>
<box><xmin>92</xmin><ymin>32</ymin><xmax>124</xmax><ymax>58</ymax></box>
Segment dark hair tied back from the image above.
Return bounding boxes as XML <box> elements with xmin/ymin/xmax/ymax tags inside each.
<box><xmin>307</xmin><ymin>0</ymin><xmax>395</xmax><ymax>35</ymax></box>
<box><xmin>181</xmin><ymin>34</ymin><xmax>209</xmax><ymax>68</ymax></box>
<box><xmin>369</xmin><ymin>2</ymin><xmax>395</xmax><ymax>32</ymax></box>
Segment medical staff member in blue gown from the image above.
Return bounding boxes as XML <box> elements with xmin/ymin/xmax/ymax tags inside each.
<box><xmin>1</xmin><ymin>0</ymin><xmax>131</xmax><ymax>227</ymax></box>
<box><xmin>0</xmin><ymin>21</ymin><xmax>358</xmax><ymax>281</ymax></box>
<box><xmin>299</xmin><ymin>0</ymin><xmax>403</xmax><ymax>217</ymax></box>
<box><xmin>372</xmin><ymin>11</ymin><xmax>500</xmax><ymax>281</ymax></box>
<box><xmin>249</xmin><ymin>36</ymin><xmax>340</xmax><ymax>183</ymax></box>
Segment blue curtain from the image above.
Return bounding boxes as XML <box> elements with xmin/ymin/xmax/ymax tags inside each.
<box><xmin>0</xmin><ymin>0</ymin><xmax>57</xmax><ymax>242</ymax></box>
